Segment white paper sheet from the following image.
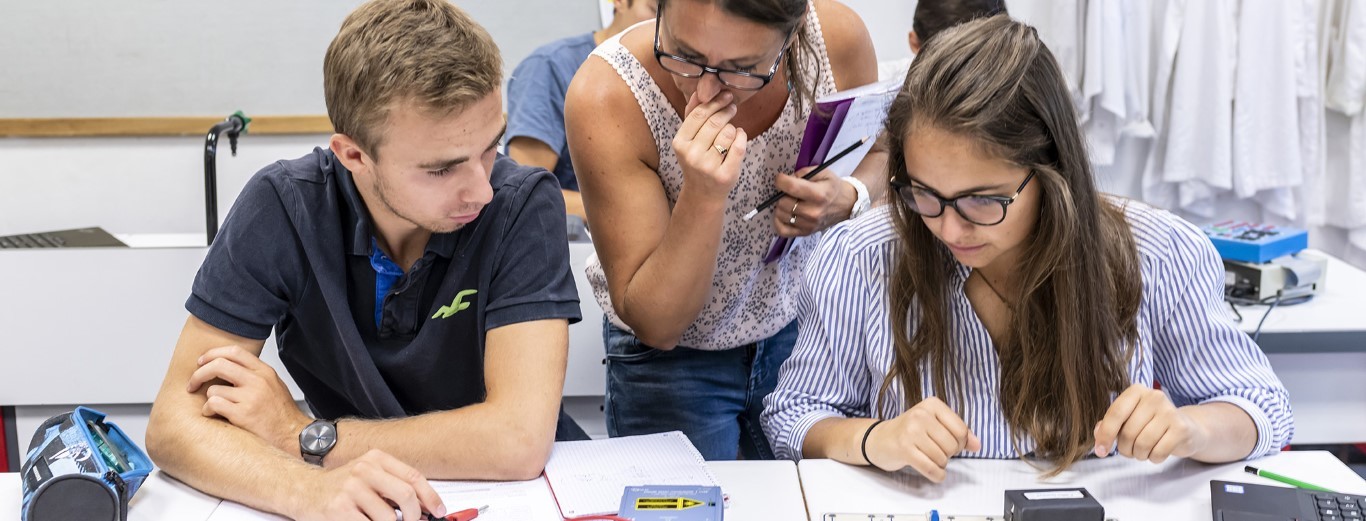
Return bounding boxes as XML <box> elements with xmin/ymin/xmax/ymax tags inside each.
<box><xmin>543</xmin><ymin>431</ymin><xmax>720</xmax><ymax>518</ymax></box>
<box><xmin>203</xmin><ymin>477</ymin><xmax>561</xmax><ymax>521</ymax></box>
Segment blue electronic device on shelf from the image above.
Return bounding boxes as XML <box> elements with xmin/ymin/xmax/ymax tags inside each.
<box><xmin>1202</xmin><ymin>221</ymin><xmax>1308</xmax><ymax>264</ymax></box>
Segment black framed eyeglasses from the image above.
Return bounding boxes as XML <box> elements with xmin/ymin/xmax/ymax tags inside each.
<box><xmin>890</xmin><ymin>171</ymin><xmax>1036</xmax><ymax>226</ymax></box>
<box><xmin>652</xmin><ymin>14</ymin><xmax>796</xmax><ymax>91</ymax></box>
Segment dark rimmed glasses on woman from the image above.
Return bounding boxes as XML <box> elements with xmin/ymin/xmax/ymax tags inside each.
<box><xmin>652</xmin><ymin>14</ymin><xmax>797</xmax><ymax>91</ymax></box>
<box><xmin>890</xmin><ymin>171</ymin><xmax>1036</xmax><ymax>226</ymax></box>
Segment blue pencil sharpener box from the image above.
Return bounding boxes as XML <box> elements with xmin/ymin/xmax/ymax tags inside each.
<box><xmin>1202</xmin><ymin>222</ymin><xmax>1308</xmax><ymax>264</ymax></box>
<box><xmin>620</xmin><ymin>485</ymin><xmax>724</xmax><ymax>521</ymax></box>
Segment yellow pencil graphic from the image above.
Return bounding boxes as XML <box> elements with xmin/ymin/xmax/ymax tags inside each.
<box><xmin>634</xmin><ymin>497</ymin><xmax>706</xmax><ymax>510</ymax></box>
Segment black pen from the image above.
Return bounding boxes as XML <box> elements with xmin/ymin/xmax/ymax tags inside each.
<box><xmin>742</xmin><ymin>135</ymin><xmax>872</xmax><ymax>221</ymax></box>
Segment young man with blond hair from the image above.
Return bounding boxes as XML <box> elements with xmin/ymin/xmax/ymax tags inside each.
<box><xmin>146</xmin><ymin>1</ymin><xmax>581</xmax><ymax>519</ymax></box>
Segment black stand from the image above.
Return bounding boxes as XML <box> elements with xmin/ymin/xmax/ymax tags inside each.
<box><xmin>202</xmin><ymin>112</ymin><xmax>249</xmax><ymax>246</ymax></box>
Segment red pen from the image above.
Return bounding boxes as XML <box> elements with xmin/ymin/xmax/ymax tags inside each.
<box><xmin>423</xmin><ymin>505</ymin><xmax>487</xmax><ymax>521</ymax></box>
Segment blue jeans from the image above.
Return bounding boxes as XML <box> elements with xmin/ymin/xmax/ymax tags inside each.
<box><xmin>602</xmin><ymin>318</ymin><xmax>798</xmax><ymax>460</ymax></box>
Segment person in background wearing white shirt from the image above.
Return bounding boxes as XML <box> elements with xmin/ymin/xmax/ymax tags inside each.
<box><xmin>763</xmin><ymin>15</ymin><xmax>1293</xmax><ymax>482</ymax></box>
<box><xmin>877</xmin><ymin>0</ymin><xmax>1007</xmax><ymax>82</ymax></box>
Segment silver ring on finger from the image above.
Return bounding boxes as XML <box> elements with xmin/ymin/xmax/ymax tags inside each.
<box><xmin>714</xmin><ymin>144</ymin><xmax>728</xmax><ymax>157</ymax></box>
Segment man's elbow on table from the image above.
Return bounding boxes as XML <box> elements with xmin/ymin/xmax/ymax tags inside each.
<box><xmin>145</xmin><ymin>398</ymin><xmax>199</xmax><ymax>473</ymax></box>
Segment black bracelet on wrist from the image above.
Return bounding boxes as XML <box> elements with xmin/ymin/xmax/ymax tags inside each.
<box><xmin>861</xmin><ymin>419</ymin><xmax>885</xmax><ymax>467</ymax></box>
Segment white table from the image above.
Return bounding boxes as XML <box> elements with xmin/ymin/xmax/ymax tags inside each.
<box><xmin>1222</xmin><ymin>250</ymin><xmax>1366</xmax><ymax>443</ymax></box>
<box><xmin>1233</xmin><ymin>251</ymin><xmax>1366</xmax><ymax>354</ymax></box>
<box><xmin>799</xmin><ymin>451</ymin><xmax>1366</xmax><ymax>520</ymax></box>
<box><xmin>711</xmin><ymin>460</ymin><xmax>808</xmax><ymax>520</ymax></box>
<box><xmin>1</xmin><ymin>461</ymin><xmax>807</xmax><ymax>521</ymax></box>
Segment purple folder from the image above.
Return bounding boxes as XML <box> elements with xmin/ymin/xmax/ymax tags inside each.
<box><xmin>763</xmin><ymin>97</ymin><xmax>858</xmax><ymax>264</ymax></box>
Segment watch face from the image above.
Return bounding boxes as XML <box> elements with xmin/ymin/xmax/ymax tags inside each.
<box><xmin>301</xmin><ymin>421</ymin><xmax>337</xmax><ymax>455</ymax></box>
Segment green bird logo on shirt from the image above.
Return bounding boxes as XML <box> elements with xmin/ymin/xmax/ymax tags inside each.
<box><xmin>432</xmin><ymin>289</ymin><xmax>478</xmax><ymax>319</ymax></box>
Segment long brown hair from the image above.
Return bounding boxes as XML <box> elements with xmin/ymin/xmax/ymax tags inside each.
<box><xmin>657</xmin><ymin>0</ymin><xmax>821</xmax><ymax>110</ymax></box>
<box><xmin>880</xmin><ymin>15</ymin><xmax>1142</xmax><ymax>474</ymax></box>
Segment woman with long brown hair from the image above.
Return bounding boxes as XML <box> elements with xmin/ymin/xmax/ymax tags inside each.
<box><xmin>761</xmin><ymin>14</ymin><xmax>1292</xmax><ymax>480</ymax></box>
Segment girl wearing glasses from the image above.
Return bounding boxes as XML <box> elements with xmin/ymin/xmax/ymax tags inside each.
<box><xmin>762</xmin><ymin>15</ymin><xmax>1293</xmax><ymax>479</ymax></box>
<box><xmin>565</xmin><ymin>0</ymin><xmax>884</xmax><ymax>460</ymax></box>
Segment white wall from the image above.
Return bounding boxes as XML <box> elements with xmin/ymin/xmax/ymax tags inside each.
<box><xmin>0</xmin><ymin>1</ymin><xmax>919</xmax><ymax>237</ymax></box>
<box><xmin>0</xmin><ymin>0</ymin><xmax>599</xmax><ymax>118</ymax></box>
<box><xmin>841</xmin><ymin>0</ymin><xmax>918</xmax><ymax>64</ymax></box>
<box><xmin>0</xmin><ymin>135</ymin><xmax>322</xmax><ymax>236</ymax></box>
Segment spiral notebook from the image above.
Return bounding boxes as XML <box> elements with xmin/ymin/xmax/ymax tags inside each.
<box><xmin>543</xmin><ymin>431</ymin><xmax>721</xmax><ymax>518</ymax></box>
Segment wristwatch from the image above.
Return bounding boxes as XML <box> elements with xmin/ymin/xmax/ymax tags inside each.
<box><xmin>299</xmin><ymin>419</ymin><xmax>337</xmax><ymax>466</ymax></box>
<box><xmin>841</xmin><ymin>176</ymin><xmax>871</xmax><ymax>220</ymax></box>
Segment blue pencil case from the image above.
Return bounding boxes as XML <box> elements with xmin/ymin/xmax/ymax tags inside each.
<box><xmin>19</xmin><ymin>406</ymin><xmax>153</xmax><ymax>521</ymax></box>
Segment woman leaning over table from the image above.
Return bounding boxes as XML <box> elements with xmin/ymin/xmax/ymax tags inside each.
<box><xmin>565</xmin><ymin>0</ymin><xmax>887</xmax><ymax>460</ymax></box>
<box><xmin>761</xmin><ymin>15</ymin><xmax>1293</xmax><ymax>480</ymax></box>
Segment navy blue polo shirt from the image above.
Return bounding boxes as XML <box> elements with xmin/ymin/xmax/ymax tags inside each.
<box><xmin>186</xmin><ymin>148</ymin><xmax>581</xmax><ymax>421</ymax></box>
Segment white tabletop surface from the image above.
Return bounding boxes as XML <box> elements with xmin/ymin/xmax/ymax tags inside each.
<box><xmin>2</xmin><ymin>460</ymin><xmax>807</xmax><ymax>521</ymax></box>
<box><xmin>799</xmin><ymin>450</ymin><xmax>1366</xmax><ymax>521</ymax></box>
<box><xmin>710</xmin><ymin>460</ymin><xmax>808</xmax><ymax>520</ymax></box>
<box><xmin>1230</xmin><ymin>251</ymin><xmax>1366</xmax><ymax>341</ymax></box>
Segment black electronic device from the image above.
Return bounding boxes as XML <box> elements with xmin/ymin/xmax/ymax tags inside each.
<box><xmin>0</xmin><ymin>227</ymin><xmax>126</xmax><ymax>249</ymax></box>
<box><xmin>1210</xmin><ymin>480</ymin><xmax>1364</xmax><ymax>521</ymax></box>
<box><xmin>1003</xmin><ymin>488</ymin><xmax>1104</xmax><ymax>521</ymax></box>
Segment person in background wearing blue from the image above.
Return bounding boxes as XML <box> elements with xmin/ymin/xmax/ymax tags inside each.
<box><xmin>506</xmin><ymin>0</ymin><xmax>659</xmax><ymax>220</ymax></box>
<box><xmin>763</xmin><ymin>15</ymin><xmax>1293</xmax><ymax>481</ymax></box>
<box><xmin>146</xmin><ymin>1</ymin><xmax>583</xmax><ymax>520</ymax></box>
<box><xmin>877</xmin><ymin>0</ymin><xmax>1006</xmax><ymax>82</ymax></box>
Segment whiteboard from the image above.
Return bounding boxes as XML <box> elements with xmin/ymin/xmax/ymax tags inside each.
<box><xmin>0</xmin><ymin>0</ymin><xmax>600</xmax><ymax>118</ymax></box>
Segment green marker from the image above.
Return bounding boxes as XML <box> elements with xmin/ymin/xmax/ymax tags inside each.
<box><xmin>1245</xmin><ymin>465</ymin><xmax>1336</xmax><ymax>493</ymax></box>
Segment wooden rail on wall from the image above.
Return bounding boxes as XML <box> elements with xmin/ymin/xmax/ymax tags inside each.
<box><xmin>0</xmin><ymin>115</ymin><xmax>334</xmax><ymax>137</ymax></box>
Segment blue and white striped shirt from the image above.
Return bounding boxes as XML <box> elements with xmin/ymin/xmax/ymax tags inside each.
<box><xmin>761</xmin><ymin>201</ymin><xmax>1294</xmax><ymax>461</ymax></box>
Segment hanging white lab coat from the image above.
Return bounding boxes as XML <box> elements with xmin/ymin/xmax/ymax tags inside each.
<box><xmin>1082</xmin><ymin>0</ymin><xmax>1127</xmax><ymax>166</ymax></box>
<box><xmin>1232</xmin><ymin>0</ymin><xmax>1308</xmax><ymax>219</ymax></box>
<box><xmin>1008</xmin><ymin>0</ymin><xmax>1084</xmax><ymax>102</ymax></box>
<box><xmin>1142</xmin><ymin>0</ymin><xmax>1184</xmax><ymax>211</ymax></box>
<box><xmin>1299</xmin><ymin>0</ymin><xmax>1338</xmax><ymax>227</ymax></box>
<box><xmin>1150</xmin><ymin>0</ymin><xmax>1239</xmax><ymax>217</ymax></box>
<box><xmin>1326</xmin><ymin>0</ymin><xmax>1366</xmax><ymax>115</ymax></box>
<box><xmin>1120</xmin><ymin>0</ymin><xmax>1154</xmax><ymax>140</ymax></box>
<box><xmin>1323</xmin><ymin>0</ymin><xmax>1366</xmax><ymax>245</ymax></box>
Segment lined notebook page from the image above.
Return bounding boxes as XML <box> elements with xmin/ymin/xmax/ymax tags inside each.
<box><xmin>544</xmin><ymin>431</ymin><xmax>721</xmax><ymax>518</ymax></box>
